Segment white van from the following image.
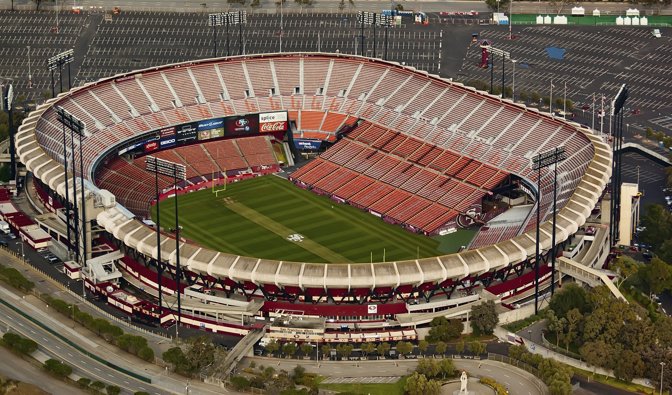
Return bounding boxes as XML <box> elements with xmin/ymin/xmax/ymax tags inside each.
<box><xmin>0</xmin><ymin>221</ymin><xmax>10</xmax><ymax>234</ymax></box>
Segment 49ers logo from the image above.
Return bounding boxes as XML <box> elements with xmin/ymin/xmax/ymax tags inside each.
<box><xmin>260</xmin><ymin>121</ymin><xmax>287</xmax><ymax>132</ymax></box>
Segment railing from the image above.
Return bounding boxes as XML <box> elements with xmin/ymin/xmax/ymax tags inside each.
<box><xmin>487</xmin><ymin>353</ymin><xmax>548</xmax><ymax>395</ymax></box>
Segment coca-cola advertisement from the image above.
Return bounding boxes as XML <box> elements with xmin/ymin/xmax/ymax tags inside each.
<box><xmin>259</xmin><ymin>111</ymin><xmax>288</xmax><ymax>133</ymax></box>
<box><xmin>224</xmin><ymin>114</ymin><xmax>259</xmax><ymax>137</ymax></box>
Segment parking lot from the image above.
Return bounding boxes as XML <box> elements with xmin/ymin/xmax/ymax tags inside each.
<box><xmin>457</xmin><ymin>25</ymin><xmax>672</xmax><ymax>121</ymax></box>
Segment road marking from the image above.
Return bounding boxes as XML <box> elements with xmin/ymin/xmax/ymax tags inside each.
<box><xmin>30</xmin><ymin>330</ymin><xmax>36</xmax><ymax>334</ymax></box>
<box><xmin>67</xmin><ymin>353</ymin><xmax>73</xmax><ymax>357</ymax></box>
<box><xmin>54</xmin><ymin>345</ymin><xmax>61</xmax><ymax>349</ymax></box>
<box><xmin>42</xmin><ymin>337</ymin><xmax>48</xmax><ymax>342</ymax></box>
<box><xmin>17</xmin><ymin>322</ymin><xmax>24</xmax><ymax>327</ymax></box>
<box><xmin>124</xmin><ymin>381</ymin><xmax>129</xmax><ymax>385</ymax></box>
<box><xmin>94</xmin><ymin>367</ymin><xmax>101</xmax><ymax>372</ymax></box>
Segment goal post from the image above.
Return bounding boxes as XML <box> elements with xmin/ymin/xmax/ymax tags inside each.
<box><xmin>212</xmin><ymin>169</ymin><xmax>227</xmax><ymax>197</ymax></box>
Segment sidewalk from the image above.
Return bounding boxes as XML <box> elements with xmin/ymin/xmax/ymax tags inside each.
<box><xmin>494</xmin><ymin>326</ymin><xmax>651</xmax><ymax>388</ymax></box>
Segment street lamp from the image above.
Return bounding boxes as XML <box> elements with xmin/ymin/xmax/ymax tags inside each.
<box><xmin>480</xmin><ymin>45</ymin><xmax>509</xmax><ymax>96</ymax></box>
<box><xmin>511</xmin><ymin>59</ymin><xmax>517</xmax><ymax>101</ymax></box>
<box><xmin>661</xmin><ymin>362</ymin><xmax>665</xmax><ymax>395</ymax></box>
<box><xmin>27</xmin><ymin>46</ymin><xmax>32</xmax><ymax>89</ymax></box>
<box><xmin>1</xmin><ymin>82</ymin><xmax>16</xmax><ymax>181</ymax></box>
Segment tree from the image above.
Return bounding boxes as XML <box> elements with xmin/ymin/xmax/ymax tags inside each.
<box><xmin>418</xmin><ymin>340</ymin><xmax>429</xmax><ymax>356</ymax></box>
<box><xmin>282</xmin><ymin>342</ymin><xmax>297</xmax><ymax>358</ymax></box>
<box><xmin>562</xmin><ymin>308</ymin><xmax>583</xmax><ymax>351</ymax></box>
<box><xmin>417</xmin><ymin>358</ymin><xmax>440</xmax><ymax>378</ymax></box>
<box><xmin>404</xmin><ymin>372</ymin><xmax>429</xmax><ymax>395</ymax></box>
<box><xmin>612</xmin><ymin>255</ymin><xmax>641</xmax><ymax>288</ymax></box>
<box><xmin>43</xmin><ymin>359</ymin><xmax>72</xmax><ymax>378</ymax></box>
<box><xmin>548</xmin><ymin>375</ymin><xmax>572</xmax><ymax>395</ymax></box>
<box><xmin>484</xmin><ymin>0</ymin><xmax>510</xmax><ymax>12</ymax></box>
<box><xmin>107</xmin><ymin>385</ymin><xmax>121</xmax><ymax>395</ymax></box>
<box><xmin>230</xmin><ymin>376</ymin><xmax>251</xmax><ymax>391</ymax></box>
<box><xmin>291</xmin><ymin>365</ymin><xmax>306</xmax><ymax>384</ymax></box>
<box><xmin>530</xmin><ymin>91</ymin><xmax>541</xmax><ymax>105</ymax></box>
<box><xmin>377</xmin><ymin>342</ymin><xmax>390</xmax><ymax>357</ymax></box>
<box><xmin>518</xmin><ymin>91</ymin><xmax>529</xmax><ymax>102</ymax></box>
<box><xmin>579</xmin><ymin>341</ymin><xmax>614</xmax><ymax>371</ymax></box>
<box><xmin>266</xmin><ymin>340</ymin><xmax>281</xmax><ymax>356</ymax></box>
<box><xmin>300</xmin><ymin>343</ymin><xmax>313</xmax><ymax>358</ymax></box>
<box><xmin>614</xmin><ymin>350</ymin><xmax>645</xmax><ymax>383</ymax></box>
<box><xmin>545</xmin><ymin>309</ymin><xmax>565</xmax><ymax>348</ymax></box>
<box><xmin>439</xmin><ymin>358</ymin><xmax>455</xmax><ymax>378</ymax></box>
<box><xmin>434</xmin><ymin>341</ymin><xmax>447</xmax><ymax>355</ymax></box>
<box><xmin>320</xmin><ymin>344</ymin><xmax>332</xmax><ymax>360</ymax></box>
<box><xmin>639</xmin><ymin>204</ymin><xmax>672</xmax><ymax>252</ymax></box>
<box><xmin>470</xmin><ymin>300</ymin><xmax>498</xmax><ymax>335</ymax></box>
<box><xmin>183</xmin><ymin>336</ymin><xmax>216</xmax><ymax>374</ymax></box>
<box><xmin>639</xmin><ymin>257</ymin><xmax>672</xmax><ymax>295</ymax></box>
<box><xmin>361</xmin><ymin>342</ymin><xmax>376</xmax><ymax>358</ymax></box>
<box><xmin>549</xmin><ymin>283</ymin><xmax>590</xmax><ymax>318</ymax></box>
<box><xmin>427</xmin><ymin>316</ymin><xmax>464</xmax><ymax>342</ymax></box>
<box><xmin>336</xmin><ymin>344</ymin><xmax>353</xmax><ymax>359</ymax></box>
<box><xmin>396</xmin><ymin>341</ymin><xmax>413</xmax><ymax>357</ymax></box>
<box><xmin>137</xmin><ymin>346</ymin><xmax>155</xmax><ymax>362</ymax></box>
<box><xmin>467</xmin><ymin>341</ymin><xmax>486</xmax><ymax>356</ymax></box>
<box><xmin>455</xmin><ymin>340</ymin><xmax>465</xmax><ymax>354</ymax></box>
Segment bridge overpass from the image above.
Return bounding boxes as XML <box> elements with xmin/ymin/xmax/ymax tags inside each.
<box><xmin>618</xmin><ymin>142</ymin><xmax>671</xmax><ymax>167</ymax></box>
<box><xmin>557</xmin><ymin>257</ymin><xmax>627</xmax><ymax>302</ymax></box>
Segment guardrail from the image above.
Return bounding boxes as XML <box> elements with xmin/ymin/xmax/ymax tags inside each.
<box><xmin>487</xmin><ymin>353</ymin><xmax>548</xmax><ymax>395</ymax></box>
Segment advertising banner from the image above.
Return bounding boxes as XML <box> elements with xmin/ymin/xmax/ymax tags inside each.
<box><xmin>176</xmin><ymin>122</ymin><xmax>198</xmax><ymax>144</ymax></box>
<box><xmin>197</xmin><ymin>118</ymin><xmax>225</xmax><ymax>131</ymax></box>
<box><xmin>144</xmin><ymin>139</ymin><xmax>159</xmax><ymax>153</ymax></box>
<box><xmin>225</xmin><ymin>114</ymin><xmax>259</xmax><ymax>137</ymax></box>
<box><xmin>159</xmin><ymin>126</ymin><xmax>176</xmax><ymax>138</ymax></box>
<box><xmin>198</xmin><ymin>128</ymin><xmax>224</xmax><ymax>141</ymax></box>
<box><xmin>293</xmin><ymin>139</ymin><xmax>322</xmax><ymax>150</ymax></box>
<box><xmin>259</xmin><ymin>111</ymin><xmax>288</xmax><ymax>133</ymax></box>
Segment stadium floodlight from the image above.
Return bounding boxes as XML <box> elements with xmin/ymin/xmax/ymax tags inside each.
<box><xmin>532</xmin><ymin>146</ymin><xmax>566</xmax><ymax>314</ymax></box>
<box><xmin>480</xmin><ymin>45</ymin><xmax>509</xmax><ymax>96</ymax></box>
<box><xmin>2</xmin><ymin>83</ymin><xmax>16</xmax><ymax>181</ymax></box>
<box><xmin>357</xmin><ymin>11</ymin><xmax>377</xmax><ymax>58</ymax></box>
<box><xmin>145</xmin><ymin>156</ymin><xmax>186</xmax><ymax>338</ymax></box>
<box><xmin>609</xmin><ymin>84</ymin><xmax>629</xmax><ymax>248</ymax></box>
<box><xmin>47</xmin><ymin>49</ymin><xmax>74</xmax><ymax>97</ymax></box>
<box><xmin>208</xmin><ymin>11</ymin><xmax>247</xmax><ymax>58</ymax></box>
<box><xmin>378</xmin><ymin>14</ymin><xmax>393</xmax><ymax>61</ymax></box>
<box><xmin>56</xmin><ymin>106</ymin><xmax>87</xmax><ymax>271</ymax></box>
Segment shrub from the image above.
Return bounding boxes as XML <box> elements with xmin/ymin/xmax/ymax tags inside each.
<box><xmin>2</xmin><ymin>333</ymin><xmax>37</xmax><ymax>355</ymax></box>
<box><xmin>230</xmin><ymin>375</ymin><xmax>251</xmax><ymax>391</ymax></box>
<box><xmin>43</xmin><ymin>359</ymin><xmax>73</xmax><ymax>378</ymax></box>
<box><xmin>137</xmin><ymin>346</ymin><xmax>155</xmax><ymax>362</ymax></box>
<box><xmin>77</xmin><ymin>377</ymin><xmax>91</xmax><ymax>388</ymax></box>
<box><xmin>90</xmin><ymin>381</ymin><xmax>106</xmax><ymax>391</ymax></box>
<box><xmin>106</xmin><ymin>385</ymin><xmax>121</xmax><ymax>395</ymax></box>
<box><xmin>480</xmin><ymin>377</ymin><xmax>508</xmax><ymax>395</ymax></box>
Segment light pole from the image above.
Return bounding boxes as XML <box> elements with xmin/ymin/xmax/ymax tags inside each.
<box><xmin>480</xmin><ymin>45</ymin><xmax>509</xmax><ymax>96</ymax></box>
<box><xmin>27</xmin><ymin>46</ymin><xmax>32</xmax><ymax>89</ymax></box>
<box><xmin>47</xmin><ymin>49</ymin><xmax>74</xmax><ymax>97</ymax></box>
<box><xmin>2</xmin><ymin>82</ymin><xmax>16</xmax><ymax>181</ymax></box>
<box><xmin>511</xmin><ymin>59</ymin><xmax>517</xmax><ymax>101</ymax></box>
<box><xmin>661</xmin><ymin>362</ymin><xmax>665</xmax><ymax>395</ymax></box>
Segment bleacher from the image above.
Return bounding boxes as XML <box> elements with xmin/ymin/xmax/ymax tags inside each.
<box><xmin>95</xmin><ymin>136</ymin><xmax>279</xmax><ymax>217</ymax></box>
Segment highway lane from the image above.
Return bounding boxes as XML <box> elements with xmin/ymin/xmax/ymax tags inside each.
<box><xmin>0</xmin><ymin>301</ymin><xmax>170</xmax><ymax>395</ymax></box>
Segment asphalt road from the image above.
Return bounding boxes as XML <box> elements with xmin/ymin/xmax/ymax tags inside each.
<box><xmin>0</xmin><ymin>286</ymin><xmax>171</xmax><ymax>395</ymax></box>
<box><xmin>0</xmin><ymin>346</ymin><xmax>87</xmax><ymax>395</ymax></box>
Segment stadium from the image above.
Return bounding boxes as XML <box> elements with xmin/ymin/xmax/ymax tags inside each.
<box><xmin>15</xmin><ymin>52</ymin><xmax>611</xmax><ymax>338</ymax></box>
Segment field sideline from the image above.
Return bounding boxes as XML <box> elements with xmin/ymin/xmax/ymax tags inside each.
<box><xmin>152</xmin><ymin>175</ymin><xmax>473</xmax><ymax>263</ymax></box>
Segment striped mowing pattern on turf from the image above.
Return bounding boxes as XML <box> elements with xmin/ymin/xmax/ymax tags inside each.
<box><xmin>152</xmin><ymin>175</ymin><xmax>444</xmax><ymax>263</ymax></box>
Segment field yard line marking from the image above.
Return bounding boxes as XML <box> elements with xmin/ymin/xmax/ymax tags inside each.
<box><xmin>227</xmin><ymin>201</ymin><xmax>351</xmax><ymax>263</ymax></box>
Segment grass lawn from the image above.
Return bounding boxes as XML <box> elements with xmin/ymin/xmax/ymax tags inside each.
<box><xmin>152</xmin><ymin>175</ymin><xmax>470</xmax><ymax>263</ymax></box>
<box><xmin>320</xmin><ymin>377</ymin><xmax>407</xmax><ymax>395</ymax></box>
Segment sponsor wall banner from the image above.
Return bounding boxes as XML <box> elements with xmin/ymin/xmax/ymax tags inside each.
<box><xmin>118</xmin><ymin>141</ymin><xmax>144</xmax><ymax>155</ymax></box>
<box><xmin>293</xmin><ymin>138</ymin><xmax>322</xmax><ymax>150</ymax></box>
<box><xmin>159</xmin><ymin>126</ymin><xmax>176</xmax><ymax>138</ymax></box>
<box><xmin>225</xmin><ymin>114</ymin><xmax>259</xmax><ymax>136</ymax></box>
<box><xmin>197</xmin><ymin>118</ymin><xmax>225</xmax><ymax>131</ymax></box>
<box><xmin>259</xmin><ymin>111</ymin><xmax>288</xmax><ymax>133</ymax></box>
<box><xmin>176</xmin><ymin>122</ymin><xmax>198</xmax><ymax>144</ymax></box>
<box><xmin>144</xmin><ymin>139</ymin><xmax>159</xmax><ymax>153</ymax></box>
<box><xmin>160</xmin><ymin>136</ymin><xmax>177</xmax><ymax>148</ymax></box>
<box><xmin>367</xmin><ymin>305</ymin><xmax>378</xmax><ymax>314</ymax></box>
<box><xmin>198</xmin><ymin>128</ymin><xmax>224</xmax><ymax>141</ymax></box>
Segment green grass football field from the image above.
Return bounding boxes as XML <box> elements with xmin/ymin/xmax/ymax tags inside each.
<box><xmin>152</xmin><ymin>175</ymin><xmax>475</xmax><ymax>263</ymax></box>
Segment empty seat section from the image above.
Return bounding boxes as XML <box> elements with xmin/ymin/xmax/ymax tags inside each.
<box><xmin>333</xmin><ymin>175</ymin><xmax>375</xmax><ymax>199</ymax></box>
<box><xmin>401</xmin><ymin>168</ymin><xmax>437</xmax><ymax>194</ymax></box>
<box><xmin>321</xmin><ymin>112</ymin><xmax>348</xmax><ymax>132</ymax></box>
<box><xmin>428</xmin><ymin>150</ymin><xmax>461</xmax><ymax>173</ymax></box>
<box><xmin>313</xmin><ymin>167</ymin><xmax>357</xmax><ymax>194</ymax></box>
<box><xmin>385</xmin><ymin>195</ymin><xmax>431</xmax><ymax>222</ymax></box>
<box><xmin>391</xmin><ymin>136</ymin><xmax>423</xmax><ymax>158</ymax></box>
<box><xmin>369</xmin><ymin>189</ymin><xmax>412</xmax><ymax>214</ymax></box>
<box><xmin>350</xmin><ymin>182</ymin><xmax>395</xmax><ymax>208</ymax></box>
<box><xmin>300</xmin><ymin>111</ymin><xmax>326</xmax><ymax>130</ymax></box>
<box><xmin>343</xmin><ymin>146</ymin><xmax>383</xmax><ymax>173</ymax></box>
<box><xmin>272</xmin><ymin>58</ymin><xmax>301</xmax><ymax>96</ymax></box>
<box><xmin>380</xmin><ymin>162</ymin><xmax>419</xmax><ymax>187</ymax></box>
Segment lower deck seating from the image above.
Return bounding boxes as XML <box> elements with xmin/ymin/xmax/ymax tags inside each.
<box><xmin>95</xmin><ymin>136</ymin><xmax>279</xmax><ymax>217</ymax></box>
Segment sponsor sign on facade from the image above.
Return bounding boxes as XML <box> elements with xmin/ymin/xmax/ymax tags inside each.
<box><xmin>293</xmin><ymin>139</ymin><xmax>322</xmax><ymax>150</ymax></box>
<box><xmin>197</xmin><ymin>118</ymin><xmax>225</xmax><ymax>131</ymax></box>
<box><xmin>367</xmin><ymin>305</ymin><xmax>378</xmax><ymax>314</ymax></box>
<box><xmin>225</xmin><ymin>115</ymin><xmax>259</xmax><ymax>136</ymax></box>
<box><xmin>259</xmin><ymin>111</ymin><xmax>288</xmax><ymax>133</ymax></box>
<box><xmin>144</xmin><ymin>140</ymin><xmax>159</xmax><ymax>153</ymax></box>
<box><xmin>176</xmin><ymin>123</ymin><xmax>198</xmax><ymax>143</ymax></box>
